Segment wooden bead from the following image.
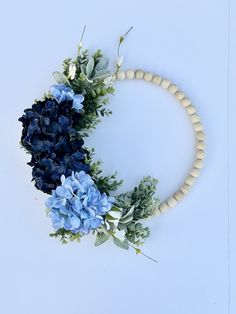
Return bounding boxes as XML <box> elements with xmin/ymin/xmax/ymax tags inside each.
<box><xmin>194</xmin><ymin>159</ymin><xmax>204</xmax><ymax>169</ymax></box>
<box><xmin>193</xmin><ymin>122</ymin><xmax>203</xmax><ymax>132</ymax></box>
<box><xmin>185</xmin><ymin>175</ymin><xmax>195</xmax><ymax>186</ymax></box>
<box><xmin>181</xmin><ymin>98</ymin><xmax>191</xmax><ymax>107</ymax></box>
<box><xmin>160</xmin><ymin>202</ymin><xmax>170</xmax><ymax>213</ymax></box>
<box><xmin>175</xmin><ymin>91</ymin><xmax>185</xmax><ymax>101</ymax></box>
<box><xmin>152</xmin><ymin>75</ymin><xmax>162</xmax><ymax>85</ymax></box>
<box><xmin>181</xmin><ymin>184</ymin><xmax>191</xmax><ymax>194</ymax></box>
<box><xmin>196</xmin><ymin>131</ymin><xmax>205</xmax><ymax>140</ymax></box>
<box><xmin>168</xmin><ymin>84</ymin><xmax>178</xmax><ymax>94</ymax></box>
<box><xmin>196</xmin><ymin>150</ymin><xmax>205</xmax><ymax>159</ymax></box>
<box><xmin>186</xmin><ymin>105</ymin><xmax>196</xmax><ymax>115</ymax></box>
<box><xmin>161</xmin><ymin>79</ymin><xmax>171</xmax><ymax>89</ymax></box>
<box><xmin>135</xmin><ymin>69</ymin><xmax>144</xmax><ymax>79</ymax></box>
<box><xmin>125</xmin><ymin>69</ymin><xmax>135</xmax><ymax>79</ymax></box>
<box><xmin>144</xmin><ymin>72</ymin><xmax>153</xmax><ymax>81</ymax></box>
<box><xmin>167</xmin><ymin>197</ymin><xmax>177</xmax><ymax>208</ymax></box>
<box><xmin>190</xmin><ymin>167</ymin><xmax>200</xmax><ymax>177</ymax></box>
<box><xmin>191</xmin><ymin>114</ymin><xmax>200</xmax><ymax>123</ymax></box>
<box><xmin>174</xmin><ymin>191</ymin><xmax>185</xmax><ymax>201</ymax></box>
<box><xmin>116</xmin><ymin>71</ymin><xmax>125</xmax><ymax>80</ymax></box>
<box><xmin>197</xmin><ymin>141</ymin><xmax>205</xmax><ymax>150</ymax></box>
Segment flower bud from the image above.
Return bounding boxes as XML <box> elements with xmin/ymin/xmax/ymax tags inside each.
<box><xmin>68</xmin><ymin>63</ymin><xmax>76</xmax><ymax>80</ymax></box>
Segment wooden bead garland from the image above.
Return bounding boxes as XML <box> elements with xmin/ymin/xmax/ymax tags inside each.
<box><xmin>115</xmin><ymin>69</ymin><xmax>205</xmax><ymax>215</ymax></box>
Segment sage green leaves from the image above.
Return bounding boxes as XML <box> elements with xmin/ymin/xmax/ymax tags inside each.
<box><xmin>95</xmin><ymin>177</ymin><xmax>160</xmax><ymax>249</ymax></box>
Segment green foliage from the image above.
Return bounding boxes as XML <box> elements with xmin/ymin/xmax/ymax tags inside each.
<box><xmin>95</xmin><ymin>231</ymin><xmax>110</xmax><ymax>246</ymax></box>
<box><xmin>85</xmin><ymin>148</ymin><xmax>123</xmax><ymax>195</ymax></box>
<box><xmin>49</xmin><ymin>229</ymin><xmax>82</xmax><ymax>244</ymax></box>
<box><xmin>115</xmin><ymin>177</ymin><xmax>160</xmax><ymax>246</ymax></box>
<box><xmin>124</xmin><ymin>223</ymin><xmax>150</xmax><ymax>246</ymax></box>
<box><xmin>113</xmin><ymin>237</ymin><xmax>129</xmax><ymax>250</ymax></box>
<box><xmin>58</xmin><ymin>49</ymin><xmax>115</xmax><ymax>136</ymax></box>
<box><xmin>116</xmin><ymin>176</ymin><xmax>159</xmax><ymax>219</ymax></box>
<box><xmin>53</xmin><ymin>71</ymin><xmax>70</xmax><ymax>85</ymax></box>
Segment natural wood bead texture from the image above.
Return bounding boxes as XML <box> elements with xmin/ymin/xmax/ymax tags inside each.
<box><xmin>115</xmin><ymin>69</ymin><xmax>205</xmax><ymax>215</ymax></box>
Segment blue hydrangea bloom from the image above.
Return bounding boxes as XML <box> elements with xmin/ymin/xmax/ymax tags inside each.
<box><xmin>72</xmin><ymin>94</ymin><xmax>84</xmax><ymax>112</ymax></box>
<box><xmin>19</xmin><ymin>97</ymin><xmax>89</xmax><ymax>193</ymax></box>
<box><xmin>49</xmin><ymin>84</ymin><xmax>74</xmax><ymax>103</ymax></box>
<box><xmin>49</xmin><ymin>84</ymin><xmax>84</xmax><ymax>113</ymax></box>
<box><xmin>46</xmin><ymin>171</ymin><xmax>114</xmax><ymax>234</ymax></box>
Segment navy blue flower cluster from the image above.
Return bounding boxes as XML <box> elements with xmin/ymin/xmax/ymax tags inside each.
<box><xmin>19</xmin><ymin>96</ymin><xmax>89</xmax><ymax>194</ymax></box>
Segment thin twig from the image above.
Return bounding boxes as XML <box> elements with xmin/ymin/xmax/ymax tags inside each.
<box><xmin>129</xmin><ymin>243</ymin><xmax>158</xmax><ymax>263</ymax></box>
<box><xmin>80</xmin><ymin>25</ymin><xmax>87</xmax><ymax>43</ymax></box>
<box><xmin>140</xmin><ymin>251</ymin><xmax>158</xmax><ymax>263</ymax></box>
<box><xmin>117</xmin><ymin>26</ymin><xmax>133</xmax><ymax>56</ymax></box>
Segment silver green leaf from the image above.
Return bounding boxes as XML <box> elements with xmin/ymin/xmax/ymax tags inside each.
<box><xmin>95</xmin><ymin>232</ymin><xmax>110</xmax><ymax>246</ymax></box>
<box><xmin>93</xmin><ymin>69</ymin><xmax>111</xmax><ymax>80</ymax></box>
<box><xmin>86</xmin><ymin>57</ymin><xmax>94</xmax><ymax>77</ymax></box>
<box><xmin>80</xmin><ymin>64</ymin><xmax>86</xmax><ymax>75</ymax></box>
<box><xmin>53</xmin><ymin>71</ymin><xmax>70</xmax><ymax>85</ymax></box>
<box><xmin>120</xmin><ymin>205</ymin><xmax>135</xmax><ymax>219</ymax></box>
<box><xmin>95</xmin><ymin>57</ymin><xmax>109</xmax><ymax>71</ymax></box>
<box><xmin>113</xmin><ymin>237</ymin><xmax>129</xmax><ymax>250</ymax></box>
<box><xmin>119</xmin><ymin>215</ymin><xmax>133</xmax><ymax>224</ymax></box>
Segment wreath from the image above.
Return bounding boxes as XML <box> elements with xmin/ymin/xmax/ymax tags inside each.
<box><xmin>19</xmin><ymin>27</ymin><xmax>205</xmax><ymax>260</ymax></box>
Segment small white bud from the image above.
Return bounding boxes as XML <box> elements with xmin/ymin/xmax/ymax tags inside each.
<box><xmin>68</xmin><ymin>63</ymin><xmax>76</xmax><ymax>80</ymax></box>
<box><xmin>78</xmin><ymin>41</ymin><xmax>83</xmax><ymax>50</ymax></box>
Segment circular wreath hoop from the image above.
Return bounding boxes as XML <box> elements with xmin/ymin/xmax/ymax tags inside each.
<box><xmin>115</xmin><ymin>69</ymin><xmax>205</xmax><ymax>214</ymax></box>
<box><xmin>18</xmin><ymin>31</ymin><xmax>205</xmax><ymax>259</ymax></box>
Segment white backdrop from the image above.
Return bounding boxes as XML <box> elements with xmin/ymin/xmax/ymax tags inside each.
<box><xmin>0</xmin><ymin>0</ymin><xmax>234</xmax><ymax>313</ymax></box>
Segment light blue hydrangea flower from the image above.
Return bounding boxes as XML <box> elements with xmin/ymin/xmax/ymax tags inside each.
<box><xmin>49</xmin><ymin>84</ymin><xmax>84</xmax><ymax>113</ymax></box>
<box><xmin>71</xmin><ymin>94</ymin><xmax>84</xmax><ymax>112</ymax></box>
<box><xmin>46</xmin><ymin>171</ymin><xmax>114</xmax><ymax>234</ymax></box>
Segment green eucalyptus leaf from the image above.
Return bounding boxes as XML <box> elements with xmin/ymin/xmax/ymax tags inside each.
<box><xmin>53</xmin><ymin>71</ymin><xmax>70</xmax><ymax>85</ymax></box>
<box><xmin>128</xmin><ymin>223</ymin><xmax>136</xmax><ymax>231</ymax></box>
<box><xmin>95</xmin><ymin>232</ymin><xmax>110</xmax><ymax>246</ymax></box>
<box><xmin>113</xmin><ymin>237</ymin><xmax>129</xmax><ymax>250</ymax></box>
<box><xmin>86</xmin><ymin>57</ymin><xmax>94</xmax><ymax>77</ymax></box>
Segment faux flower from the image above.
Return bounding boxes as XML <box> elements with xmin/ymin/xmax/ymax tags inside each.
<box><xmin>19</xmin><ymin>98</ymin><xmax>89</xmax><ymax>193</ymax></box>
<box><xmin>46</xmin><ymin>171</ymin><xmax>114</xmax><ymax>234</ymax></box>
<box><xmin>78</xmin><ymin>41</ymin><xmax>83</xmax><ymax>54</ymax></box>
<box><xmin>49</xmin><ymin>84</ymin><xmax>84</xmax><ymax>113</ymax></box>
<box><xmin>49</xmin><ymin>84</ymin><xmax>74</xmax><ymax>103</ymax></box>
<box><xmin>71</xmin><ymin>94</ymin><xmax>84</xmax><ymax>112</ymax></box>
